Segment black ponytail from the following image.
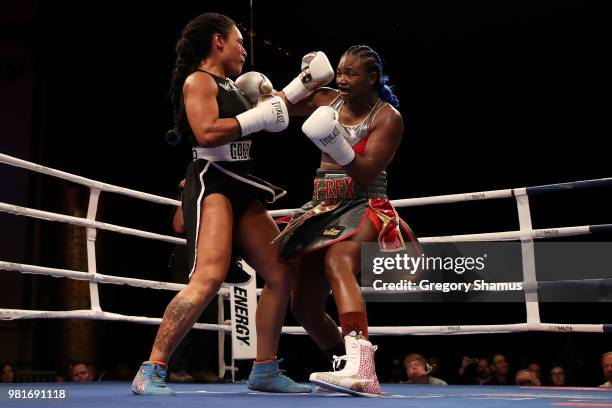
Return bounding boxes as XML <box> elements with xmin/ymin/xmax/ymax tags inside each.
<box><xmin>169</xmin><ymin>13</ymin><xmax>235</xmax><ymax>138</ymax></box>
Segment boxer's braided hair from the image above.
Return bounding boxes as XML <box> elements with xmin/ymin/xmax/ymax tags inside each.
<box><xmin>169</xmin><ymin>13</ymin><xmax>235</xmax><ymax>132</ymax></box>
<box><xmin>344</xmin><ymin>45</ymin><xmax>400</xmax><ymax>108</ymax></box>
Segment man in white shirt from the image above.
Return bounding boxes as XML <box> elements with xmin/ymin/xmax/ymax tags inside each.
<box><xmin>404</xmin><ymin>354</ymin><xmax>448</xmax><ymax>385</ymax></box>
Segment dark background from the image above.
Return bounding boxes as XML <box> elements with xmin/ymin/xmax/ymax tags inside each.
<box><xmin>1</xmin><ymin>0</ymin><xmax>610</xmax><ymax>385</ymax></box>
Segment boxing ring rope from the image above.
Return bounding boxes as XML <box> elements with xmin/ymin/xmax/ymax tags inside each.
<box><xmin>1</xmin><ymin>153</ymin><xmax>611</xmax><ymax>378</ymax></box>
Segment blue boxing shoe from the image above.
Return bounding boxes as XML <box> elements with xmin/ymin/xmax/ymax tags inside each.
<box><xmin>247</xmin><ymin>358</ymin><xmax>312</xmax><ymax>393</ymax></box>
<box><xmin>131</xmin><ymin>361</ymin><xmax>175</xmax><ymax>395</ymax></box>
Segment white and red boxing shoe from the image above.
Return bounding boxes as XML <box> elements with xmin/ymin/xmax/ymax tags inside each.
<box><xmin>309</xmin><ymin>332</ymin><xmax>382</xmax><ymax>397</ymax></box>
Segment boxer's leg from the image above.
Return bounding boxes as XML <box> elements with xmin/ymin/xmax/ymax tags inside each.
<box><xmin>290</xmin><ymin>251</ymin><xmax>345</xmax><ymax>358</ymax></box>
<box><xmin>132</xmin><ymin>194</ymin><xmax>233</xmax><ymax>395</ymax></box>
<box><xmin>309</xmin><ymin>218</ymin><xmax>382</xmax><ymax>396</ymax></box>
<box><xmin>324</xmin><ymin>218</ymin><xmax>380</xmax><ymax>337</ymax></box>
<box><xmin>236</xmin><ymin>199</ymin><xmax>311</xmax><ymax>393</ymax></box>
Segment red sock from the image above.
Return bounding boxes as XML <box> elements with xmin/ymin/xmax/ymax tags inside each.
<box><xmin>339</xmin><ymin>312</ymin><xmax>368</xmax><ymax>337</ymax></box>
<box><xmin>254</xmin><ymin>356</ymin><xmax>277</xmax><ymax>364</ymax></box>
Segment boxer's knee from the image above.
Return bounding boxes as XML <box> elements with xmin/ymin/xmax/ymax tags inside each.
<box><xmin>323</xmin><ymin>244</ymin><xmax>360</xmax><ymax>283</ymax></box>
<box><xmin>187</xmin><ymin>269</ymin><xmax>225</xmax><ymax>301</ymax></box>
<box><xmin>261</xmin><ymin>263</ymin><xmax>294</xmax><ymax>293</ymax></box>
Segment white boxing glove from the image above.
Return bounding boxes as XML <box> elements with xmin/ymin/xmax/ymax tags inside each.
<box><xmin>300</xmin><ymin>51</ymin><xmax>317</xmax><ymax>70</ymax></box>
<box><xmin>302</xmin><ymin>106</ymin><xmax>355</xmax><ymax>166</ymax></box>
<box><xmin>235</xmin><ymin>95</ymin><xmax>289</xmax><ymax>136</ymax></box>
<box><xmin>282</xmin><ymin>51</ymin><xmax>334</xmax><ymax>104</ymax></box>
<box><xmin>235</xmin><ymin>71</ymin><xmax>275</xmax><ymax>104</ymax></box>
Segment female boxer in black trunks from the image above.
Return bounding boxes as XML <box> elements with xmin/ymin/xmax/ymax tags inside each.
<box><xmin>131</xmin><ymin>13</ymin><xmax>318</xmax><ymax>395</ymax></box>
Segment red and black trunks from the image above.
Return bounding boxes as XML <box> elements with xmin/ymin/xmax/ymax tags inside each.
<box><xmin>275</xmin><ymin>170</ymin><xmax>421</xmax><ymax>261</ymax></box>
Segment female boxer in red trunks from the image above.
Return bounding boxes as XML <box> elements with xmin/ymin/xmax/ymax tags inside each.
<box><xmin>276</xmin><ymin>45</ymin><xmax>422</xmax><ymax>397</ymax></box>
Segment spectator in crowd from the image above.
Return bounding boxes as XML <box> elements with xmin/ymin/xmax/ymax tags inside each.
<box><xmin>484</xmin><ymin>353</ymin><xmax>511</xmax><ymax>385</ymax></box>
<box><xmin>515</xmin><ymin>368</ymin><xmax>540</xmax><ymax>386</ymax></box>
<box><xmin>404</xmin><ymin>354</ymin><xmax>447</xmax><ymax>385</ymax></box>
<box><xmin>474</xmin><ymin>357</ymin><xmax>494</xmax><ymax>385</ymax></box>
<box><xmin>600</xmin><ymin>351</ymin><xmax>612</xmax><ymax>388</ymax></box>
<box><xmin>71</xmin><ymin>363</ymin><xmax>93</xmax><ymax>382</ymax></box>
<box><xmin>550</xmin><ymin>365</ymin><xmax>567</xmax><ymax>387</ymax></box>
<box><xmin>457</xmin><ymin>356</ymin><xmax>475</xmax><ymax>384</ymax></box>
<box><xmin>458</xmin><ymin>356</ymin><xmax>494</xmax><ymax>385</ymax></box>
<box><xmin>527</xmin><ymin>362</ymin><xmax>542</xmax><ymax>382</ymax></box>
<box><xmin>1</xmin><ymin>364</ymin><xmax>15</xmax><ymax>383</ymax></box>
<box><xmin>87</xmin><ymin>364</ymin><xmax>98</xmax><ymax>382</ymax></box>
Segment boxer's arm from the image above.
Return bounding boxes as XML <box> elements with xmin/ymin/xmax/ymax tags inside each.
<box><xmin>278</xmin><ymin>87</ymin><xmax>339</xmax><ymax>116</ymax></box>
<box><xmin>172</xmin><ymin>206</ymin><xmax>185</xmax><ymax>234</ymax></box>
<box><xmin>172</xmin><ymin>179</ymin><xmax>185</xmax><ymax>234</ymax></box>
<box><xmin>282</xmin><ymin>51</ymin><xmax>334</xmax><ymax>105</ymax></box>
<box><xmin>343</xmin><ymin>107</ymin><xmax>403</xmax><ymax>185</ymax></box>
<box><xmin>183</xmin><ymin>72</ymin><xmax>242</xmax><ymax>147</ymax></box>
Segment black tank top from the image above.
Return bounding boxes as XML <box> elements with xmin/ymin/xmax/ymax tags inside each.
<box><xmin>179</xmin><ymin>69</ymin><xmax>254</xmax><ymax>147</ymax></box>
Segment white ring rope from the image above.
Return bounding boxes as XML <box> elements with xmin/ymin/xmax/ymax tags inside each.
<box><xmin>1</xmin><ymin>201</ymin><xmax>603</xmax><ymax>246</ymax></box>
<box><xmin>1</xmin><ymin>153</ymin><xmax>610</xmax><ymax>339</ymax></box>
<box><xmin>2</xmin><ymin>260</ymin><xmax>607</xmax><ymax>298</ymax></box>
<box><xmin>0</xmin><ymin>260</ymin><xmax>229</xmax><ymax>295</ymax></box>
<box><xmin>0</xmin><ymin>308</ymin><xmax>230</xmax><ymax>332</ymax></box>
<box><xmin>280</xmin><ymin>323</ymin><xmax>605</xmax><ymax>336</ymax></box>
<box><xmin>0</xmin><ymin>153</ymin><xmax>180</xmax><ymax>206</ymax></box>
<box><xmin>0</xmin><ymin>202</ymin><xmax>185</xmax><ymax>245</ymax></box>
